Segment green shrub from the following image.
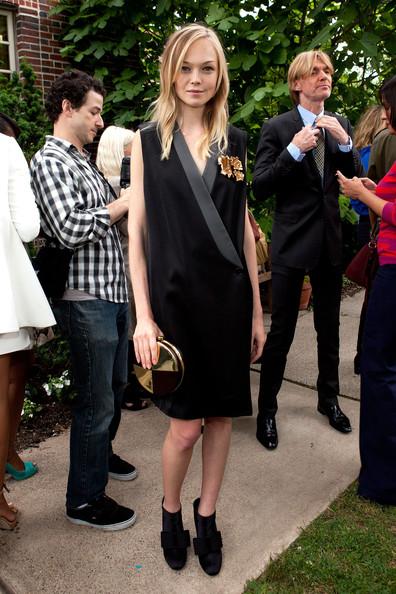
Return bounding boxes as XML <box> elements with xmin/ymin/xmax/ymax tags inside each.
<box><xmin>0</xmin><ymin>61</ymin><xmax>49</xmax><ymax>159</ymax></box>
<box><xmin>21</xmin><ymin>398</ymin><xmax>43</xmax><ymax>420</ymax></box>
<box><xmin>25</xmin><ymin>333</ymin><xmax>75</xmax><ymax>419</ymax></box>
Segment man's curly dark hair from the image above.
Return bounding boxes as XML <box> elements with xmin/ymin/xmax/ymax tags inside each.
<box><xmin>45</xmin><ymin>70</ymin><xmax>105</xmax><ymax>123</ymax></box>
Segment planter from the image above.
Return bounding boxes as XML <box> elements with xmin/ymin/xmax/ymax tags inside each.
<box><xmin>299</xmin><ymin>280</ymin><xmax>312</xmax><ymax>310</ymax></box>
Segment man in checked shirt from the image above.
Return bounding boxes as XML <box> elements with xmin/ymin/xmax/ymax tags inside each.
<box><xmin>31</xmin><ymin>71</ymin><xmax>137</xmax><ymax>531</ymax></box>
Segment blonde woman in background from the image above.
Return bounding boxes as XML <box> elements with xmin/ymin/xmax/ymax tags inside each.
<box><xmin>0</xmin><ymin>132</ymin><xmax>55</xmax><ymax>529</ymax></box>
<box><xmin>129</xmin><ymin>23</ymin><xmax>265</xmax><ymax>574</ymax></box>
<box><xmin>350</xmin><ymin>106</ymin><xmax>387</xmax><ymax>375</ymax></box>
<box><xmin>97</xmin><ymin>125</ymin><xmax>134</xmax><ymax>195</ymax></box>
<box><xmin>96</xmin><ymin>126</ymin><xmax>149</xmax><ymax>411</ymax></box>
<box><xmin>351</xmin><ymin>105</ymin><xmax>387</xmax><ymax>247</ymax></box>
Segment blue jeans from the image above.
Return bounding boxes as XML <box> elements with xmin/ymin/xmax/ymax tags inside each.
<box><xmin>52</xmin><ymin>299</ymin><xmax>128</xmax><ymax>508</ymax></box>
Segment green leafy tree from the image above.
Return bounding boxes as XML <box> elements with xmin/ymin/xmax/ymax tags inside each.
<box><xmin>52</xmin><ymin>0</ymin><xmax>396</xmax><ymax>235</ymax></box>
<box><xmin>51</xmin><ymin>0</ymin><xmax>213</xmax><ymax>126</ymax></box>
<box><xmin>52</xmin><ymin>0</ymin><xmax>396</xmax><ymax>129</ymax></box>
<box><xmin>0</xmin><ymin>61</ymin><xmax>49</xmax><ymax>159</ymax></box>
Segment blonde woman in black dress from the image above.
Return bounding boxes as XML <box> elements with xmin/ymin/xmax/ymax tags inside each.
<box><xmin>129</xmin><ymin>23</ymin><xmax>265</xmax><ymax>575</ymax></box>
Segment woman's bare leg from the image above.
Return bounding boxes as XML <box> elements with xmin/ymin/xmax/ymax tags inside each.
<box><xmin>0</xmin><ymin>353</ymin><xmax>17</xmax><ymax>523</ymax></box>
<box><xmin>199</xmin><ymin>417</ymin><xmax>232</xmax><ymax>516</ymax></box>
<box><xmin>7</xmin><ymin>351</ymin><xmax>32</xmax><ymax>469</ymax></box>
<box><xmin>162</xmin><ymin>418</ymin><xmax>202</xmax><ymax>512</ymax></box>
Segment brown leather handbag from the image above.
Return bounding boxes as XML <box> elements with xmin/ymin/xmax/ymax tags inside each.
<box><xmin>345</xmin><ymin>237</ymin><xmax>378</xmax><ymax>288</ymax></box>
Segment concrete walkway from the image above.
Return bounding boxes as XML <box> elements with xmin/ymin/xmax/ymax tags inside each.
<box><xmin>0</xmin><ymin>292</ymin><xmax>364</xmax><ymax>594</ymax></box>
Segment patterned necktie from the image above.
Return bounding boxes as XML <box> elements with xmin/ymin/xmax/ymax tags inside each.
<box><xmin>313</xmin><ymin>126</ymin><xmax>325</xmax><ymax>178</ymax></box>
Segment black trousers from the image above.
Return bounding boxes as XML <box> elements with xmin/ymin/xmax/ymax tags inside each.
<box><xmin>258</xmin><ymin>252</ymin><xmax>343</xmax><ymax>417</ymax></box>
<box><xmin>354</xmin><ymin>214</ymin><xmax>375</xmax><ymax>372</ymax></box>
<box><xmin>359</xmin><ymin>265</ymin><xmax>396</xmax><ymax>505</ymax></box>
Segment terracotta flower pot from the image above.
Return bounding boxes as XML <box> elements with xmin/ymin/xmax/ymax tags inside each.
<box><xmin>299</xmin><ymin>280</ymin><xmax>312</xmax><ymax>310</ymax></box>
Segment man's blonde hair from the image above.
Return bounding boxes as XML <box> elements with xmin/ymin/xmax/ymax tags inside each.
<box><xmin>149</xmin><ymin>23</ymin><xmax>229</xmax><ymax>160</ymax></box>
<box><xmin>288</xmin><ymin>50</ymin><xmax>334</xmax><ymax>106</ymax></box>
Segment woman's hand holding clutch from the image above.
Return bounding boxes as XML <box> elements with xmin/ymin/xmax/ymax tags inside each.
<box><xmin>133</xmin><ymin>317</ymin><xmax>163</xmax><ymax>369</ymax></box>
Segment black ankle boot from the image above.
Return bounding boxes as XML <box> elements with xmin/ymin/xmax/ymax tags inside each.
<box><xmin>161</xmin><ymin>500</ymin><xmax>190</xmax><ymax>570</ymax></box>
<box><xmin>193</xmin><ymin>498</ymin><xmax>222</xmax><ymax>576</ymax></box>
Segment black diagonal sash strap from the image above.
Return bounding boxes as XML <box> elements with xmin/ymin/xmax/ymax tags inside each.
<box><xmin>173</xmin><ymin>130</ymin><xmax>243</xmax><ymax>271</ymax></box>
<box><xmin>202</xmin><ymin>147</ymin><xmax>218</xmax><ymax>194</ymax></box>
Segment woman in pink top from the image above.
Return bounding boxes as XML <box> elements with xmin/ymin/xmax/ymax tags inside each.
<box><xmin>337</xmin><ymin>75</ymin><xmax>396</xmax><ymax>506</ymax></box>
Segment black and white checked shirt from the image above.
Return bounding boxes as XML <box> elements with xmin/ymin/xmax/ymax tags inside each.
<box><xmin>30</xmin><ymin>136</ymin><xmax>128</xmax><ymax>303</ymax></box>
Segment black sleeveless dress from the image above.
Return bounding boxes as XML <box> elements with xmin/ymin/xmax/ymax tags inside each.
<box><xmin>140</xmin><ymin>124</ymin><xmax>252</xmax><ymax>419</ymax></box>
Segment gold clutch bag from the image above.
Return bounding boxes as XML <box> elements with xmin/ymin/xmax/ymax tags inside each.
<box><xmin>133</xmin><ymin>336</ymin><xmax>184</xmax><ymax>397</ymax></box>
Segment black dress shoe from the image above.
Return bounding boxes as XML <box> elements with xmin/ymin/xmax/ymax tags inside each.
<box><xmin>161</xmin><ymin>500</ymin><xmax>190</xmax><ymax>570</ymax></box>
<box><xmin>317</xmin><ymin>403</ymin><xmax>352</xmax><ymax>433</ymax></box>
<box><xmin>193</xmin><ymin>498</ymin><xmax>222</xmax><ymax>576</ymax></box>
<box><xmin>256</xmin><ymin>415</ymin><xmax>278</xmax><ymax>450</ymax></box>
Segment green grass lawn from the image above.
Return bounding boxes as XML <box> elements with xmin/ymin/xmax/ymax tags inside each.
<box><xmin>244</xmin><ymin>483</ymin><xmax>396</xmax><ymax>594</ymax></box>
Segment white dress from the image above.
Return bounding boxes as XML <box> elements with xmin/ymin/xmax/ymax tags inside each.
<box><xmin>0</xmin><ymin>133</ymin><xmax>56</xmax><ymax>355</ymax></box>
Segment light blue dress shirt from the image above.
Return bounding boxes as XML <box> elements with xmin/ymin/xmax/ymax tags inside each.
<box><xmin>287</xmin><ymin>104</ymin><xmax>352</xmax><ymax>161</ymax></box>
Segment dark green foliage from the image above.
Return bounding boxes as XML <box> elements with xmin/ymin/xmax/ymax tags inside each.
<box><xmin>53</xmin><ymin>1</ymin><xmax>396</xmax><ymax>130</ymax></box>
<box><xmin>0</xmin><ymin>61</ymin><xmax>50</xmax><ymax>159</ymax></box>
<box><xmin>52</xmin><ymin>0</ymin><xmax>396</xmax><ymax>226</ymax></box>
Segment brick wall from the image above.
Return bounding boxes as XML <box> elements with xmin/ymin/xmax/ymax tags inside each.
<box><xmin>0</xmin><ymin>0</ymin><xmax>69</xmax><ymax>94</ymax></box>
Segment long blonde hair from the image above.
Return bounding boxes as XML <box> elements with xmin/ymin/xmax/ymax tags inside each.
<box><xmin>96</xmin><ymin>125</ymin><xmax>135</xmax><ymax>178</ymax></box>
<box><xmin>354</xmin><ymin>105</ymin><xmax>386</xmax><ymax>150</ymax></box>
<box><xmin>150</xmin><ymin>23</ymin><xmax>229</xmax><ymax>160</ymax></box>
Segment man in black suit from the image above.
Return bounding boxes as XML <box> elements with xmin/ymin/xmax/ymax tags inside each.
<box><xmin>253</xmin><ymin>50</ymin><xmax>362</xmax><ymax>450</ymax></box>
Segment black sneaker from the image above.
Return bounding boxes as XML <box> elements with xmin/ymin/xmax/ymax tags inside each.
<box><xmin>66</xmin><ymin>494</ymin><xmax>136</xmax><ymax>531</ymax></box>
<box><xmin>108</xmin><ymin>453</ymin><xmax>138</xmax><ymax>481</ymax></box>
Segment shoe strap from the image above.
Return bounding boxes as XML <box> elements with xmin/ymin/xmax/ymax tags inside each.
<box><xmin>161</xmin><ymin>529</ymin><xmax>191</xmax><ymax>549</ymax></box>
<box><xmin>193</xmin><ymin>531</ymin><xmax>223</xmax><ymax>555</ymax></box>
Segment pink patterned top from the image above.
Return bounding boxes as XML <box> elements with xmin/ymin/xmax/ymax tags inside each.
<box><xmin>377</xmin><ymin>160</ymin><xmax>396</xmax><ymax>265</ymax></box>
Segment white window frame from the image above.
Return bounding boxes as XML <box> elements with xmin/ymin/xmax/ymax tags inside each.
<box><xmin>0</xmin><ymin>9</ymin><xmax>16</xmax><ymax>75</ymax></box>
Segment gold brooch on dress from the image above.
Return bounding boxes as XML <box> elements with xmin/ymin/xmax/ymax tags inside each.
<box><xmin>218</xmin><ymin>155</ymin><xmax>244</xmax><ymax>181</ymax></box>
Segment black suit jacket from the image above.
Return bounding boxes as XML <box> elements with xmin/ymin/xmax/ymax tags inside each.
<box><xmin>253</xmin><ymin>107</ymin><xmax>363</xmax><ymax>268</ymax></box>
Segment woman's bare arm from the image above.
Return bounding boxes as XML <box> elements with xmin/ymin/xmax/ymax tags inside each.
<box><xmin>243</xmin><ymin>206</ymin><xmax>266</xmax><ymax>362</ymax></box>
<box><xmin>128</xmin><ymin>131</ymin><xmax>162</xmax><ymax>368</ymax></box>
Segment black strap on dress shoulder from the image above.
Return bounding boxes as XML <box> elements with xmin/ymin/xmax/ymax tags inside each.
<box><xmin>202</xmin><ymin>148</ymin><xmax>218</xmax><ymax>195</ymax></box>
<box><xmin>173</xmin><ymin>129</ymin><xmax>243</xmax><ymax>271</ymax></box>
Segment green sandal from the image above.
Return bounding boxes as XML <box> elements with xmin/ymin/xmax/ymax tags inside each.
<box><xmin>6</xmin><ymin>461</ymin><xmax>38</xmax><ymax>481</ymax></box>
